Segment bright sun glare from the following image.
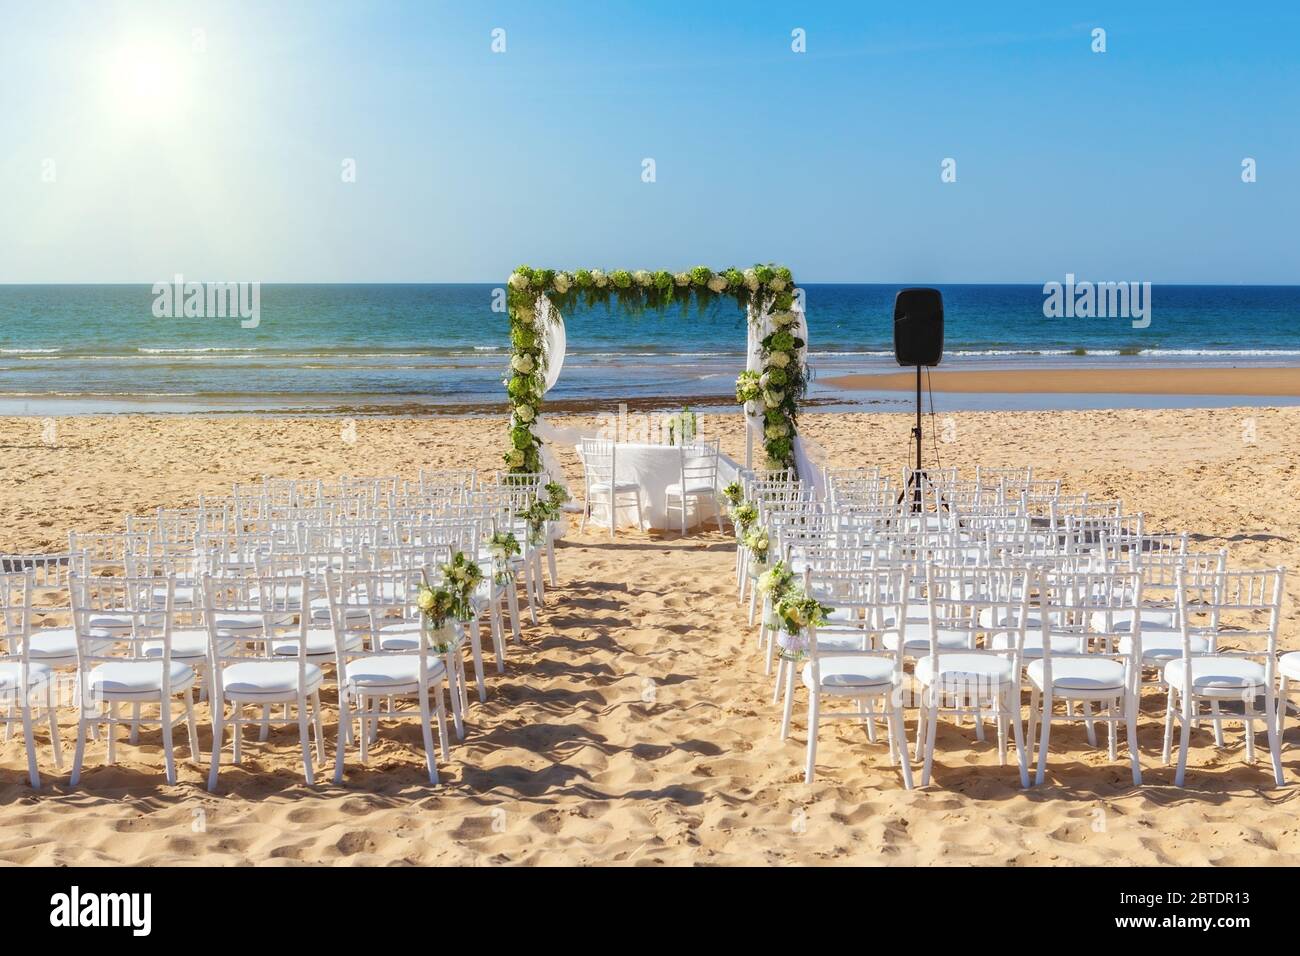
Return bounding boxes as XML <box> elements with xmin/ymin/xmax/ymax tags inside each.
<box><xmin>103</xmin><ymin>35</ymin><xmax>190</xmax><ymax>123</ymax></box>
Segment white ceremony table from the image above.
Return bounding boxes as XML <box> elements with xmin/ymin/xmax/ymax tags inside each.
<box><xmin>575</xmin><ymin>442</ymin><xmax>741</xmax><ymax>531</ymax></box>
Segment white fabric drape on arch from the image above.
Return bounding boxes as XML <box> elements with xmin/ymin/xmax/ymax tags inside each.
<box><xmin>744</xmin><ymin>296</ymin><xmax>826</xmax><ymax>499</ymax></box>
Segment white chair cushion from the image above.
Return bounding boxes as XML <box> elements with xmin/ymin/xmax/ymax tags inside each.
<box><xmin>28</xmin><ymin>627</ymin><xmax>111</xmax><ymax>662</ymax></box>
<box><xmin>376</xmin><ymin>621</ymin><xmax>427</xmax><ymax>652</ymax></box>
<box><xmin>1279</xmin><ymin>651</ymin><xmax>1300</xmax><ymax>681</ymax></box>
<box><xmin>1026</xmin><ymin>657</ymin><xmax>1126</xmax><ymax>692</ymax></box>
<box><xmin>589</xmin><ymin>481</ymin><xmax>639</xmax><ymax>494</ymax></box>
<box><xmin>151</xmin><ymin>584</ymin><xmax>197</xmax><ymax>605</ymax></box>
<box><xmin>915</xmin><ymin>653</ymin><xmax>1015</xmax><ymax>688</ymax></box>
<box><xmin>813</xmin><ymin>630</ymin><xmax>873</xmax><ymax>652</ymax></box>
<box><xmin>87</xmin><ymin>660</ymin><xmax>195</xmax><ymax>696</ymax></box>
<box><xmin>345</xmin><ymin>655</ymin><xmax>445</xmax><ymax>689</ymax></box>
<box><xmin>990</xmin><ymin>631</ymin><xmax>1088</xmax><ymax>658</ymax></box>
<box><xmin>271</xmin><ymin>628</ymin><xmax>362</xmax><ymax>657</ymax></box>
<box><xmin>664</xmin><ymin>481</ymin><xmax>715</xmax><ymax>496</ymax></box>
<box><xmin>1163</xmin><ymin>656</ymin><xmax>1267</xmax><ymax>697</ymax></box>
<box><xmin>1090</xmin><ymin>609</ymin><xmax>1176</xmax><ymax>633</ymax></box>
<box><xmin>1119</xmin><ymin>632</ymin><xmax>1208</xmax><ymax>661</ymax></box>
<box><xmin>0</xmin><ymin>660</ymin><xmax>54</xmax><ymax>692</ymax></box>
<box><xmin>802</xmin><ymin>656</ymin><xmax>897</xmax><ymax>691</ymax></box>
<box><xmin>213</xmin><ymin>611</ymin><xmax>295</xmax><ymax>630</ymax></box>
<box><xmin>221</xmin><ymin>660</ymin><xmax>323</xmax><ymax>697</ymax></box>
<box><xmin>142</xmin><ymin>629</ymin><xmax>233</xmax><ymax>660</ymax></box>
<box><xmin>882</xmin><ymin>621</ymin><xmax>970</xmax><ymax>652</ymax></box>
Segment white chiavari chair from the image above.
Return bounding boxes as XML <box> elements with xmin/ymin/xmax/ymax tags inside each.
<box><xmin>0</xmin><ymin>570</ymin><xmax>61</xmax><ymax>786</ymax></box>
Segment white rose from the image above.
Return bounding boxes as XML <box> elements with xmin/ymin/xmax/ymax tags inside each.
<box><xmin>743</xmin><ymin>268</ymin><xmax>760</xmax><ymax>291</ymax></box>
<box><xmin>768</xmin><ymin>350</ymin><xmax>790</xmax><ymax>368</ymax></box>
<box><xmin>591</xmin><ymin>269</ymin><xmax>608</xmax><ymax>288</ymax></box>
<box><xmin>763</xmin><ymin>389</ymin><xmax>784</xmax><ymax>408</ymax></box>
<box><xmin>507</xmin><ymin>449</ymin><xmax>525</xmax><ymax>467</ymax></box>
<box><xmin>509</xmin><ymin>272</ymin><xmax>532</xmax><ymax>291</ymax></box>
<box><xmin>769</xmin><ymin>278</ymin><xmax>786</xmax><ymax>292</ymax></box>
<box><xmin>707</xmin><ymin>275</ymin><xmax>727</xmax><ymax>293</ymax></box>
<box><xmin>515</xmin><ymin>307</ymin><xmax>535</xmax><ymax>324</ymax></box>
<box><xmin>771</xmin><ymin>310</ymin><xmax>795</xmax><ymax>327</ymax></box>
<box><xmin>674</xmin><ymin>271</ymin><xmax>691</xmax><ymax>287</ymax></box>
<box><xmin>516</xmin><ymin>404</ymin><xmax>535</xmax><ymax>423</ymax></box>
<box><xmin>511</xmin><ymin>354</ymin><xmax>535</xmax><ymax>374</ymax></box>
<box><xmin>633</xmin><ymin>270</ymin><xmax>653</xmax><ymax>287</ymax></box>
<box><xmin>552</xmin><ymin>272</ymin><xmax>570</xmax><ymax>293</ymax></box>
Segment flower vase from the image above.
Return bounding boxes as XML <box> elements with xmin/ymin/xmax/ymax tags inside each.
<box><xmin>777</xmin><ymin>627</ymin><xmax>809</xmax><ymax>663</ymax></box>
<box><xmin>422</xmin><ymin>616</ymin><xmax>459</xmax><ymax>654</ymax></box>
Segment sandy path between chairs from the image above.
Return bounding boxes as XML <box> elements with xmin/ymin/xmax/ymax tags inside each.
<box><xmin>0</xmin><ymin>407</ymin><xmax>1298</xmax><ymax>865</ymax></box>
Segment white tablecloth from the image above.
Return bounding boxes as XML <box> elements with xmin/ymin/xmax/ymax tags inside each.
<box><xmin>576</xmin><ymin>442</ymin><xmax>741</xmax><ymax>531</ymax></box>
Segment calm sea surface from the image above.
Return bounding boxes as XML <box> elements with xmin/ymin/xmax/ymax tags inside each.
<box><xmin>2</xmin><ymin>283</ymin><xmax>1298</xmax><ymax>414</ymax></box>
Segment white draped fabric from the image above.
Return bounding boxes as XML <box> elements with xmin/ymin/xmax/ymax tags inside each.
<box><xmin>744</xmin><ymin>296</ymin><xmax>825</xmax><ymax>498</ymax></box>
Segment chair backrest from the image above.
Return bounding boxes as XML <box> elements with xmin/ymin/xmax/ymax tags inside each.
<box><xmin>200</xmin><ymin>573</ymin><xmax>311</xmax><ymax>675</ymax></box>
<box><xmin>804</xmin><ymin>564</ymin><xmax>911</xmax><ymax>681</ymax></box>
<box><xmin>924</xmin><ymin>561</ymin><xmax>1032</xmax><ymax>681</ymax></box>
<box><xmin>679</xmin><ymin>439</ymin><xmax>720</xmax><ymax>488</ymax></box>
<box><xmin>579</xmin><ymin>439</ymin><xmax>615</xmax><ymax>486</ymax></box>
<box><xmin>0</xmin><ymin>570</ymin><xmax>33</xmax><ymax>668</ymax></box>
<box><xmin>1176</xmin><ymin>566</ymin><xmax>1285</xmax><ymax>668</ymax></box>
<box><xmin>0</xmin><ymin>551</ymin><xmax>86</xmax><ymax>605</ymax></box>
<box><xmin>1036</xmin><ymin>566</ymin><xmax>1143</xmax><ymax>674</ymax></box>
<box><xmin>326</xmin><ymin>567</ymin><xmax>445</xmax><ymax>674</ymax></box>
<box><xmin>69</xmin><ymin>574</ymin><xmax>177</xmax><ymax>671</ymax></box>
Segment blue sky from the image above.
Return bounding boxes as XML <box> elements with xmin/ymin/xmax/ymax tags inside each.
<box><xmin>2</xmin><ymin>0</ymin><xmax>1297</xmax><ymax>283</ymax></box>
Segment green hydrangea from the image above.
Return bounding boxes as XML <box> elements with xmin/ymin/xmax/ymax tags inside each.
<box><xmin>689</xmin><ymin>265</ymin><xmax>713</xmax><ymax>287</ymax></box>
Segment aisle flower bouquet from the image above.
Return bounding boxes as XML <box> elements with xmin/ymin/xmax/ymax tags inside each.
<box><xmin>743</xmin><ymin>527</ymin><xmax>770</xmax><ymax>567</ymax></box>
<box><xmin>774</xmin><ymin>588</ymin><xmax>834</xmax><ymax>662</ymax></box>
<box><xmin>416</xmin><ymin>575</ymin><xmax>459</xmax><ymax>653</ymax></box>
<box><xmin>487</xmin><ymin>530</ymin><xmax>521</xmax><ymax>584</ymax></box>
<box><xmin>729</xmin><ymin>501</ymin><xmax>757</xmax><ymax>537</ymax></box>
<box><xmin>441</xmin><ymin>550</ymin><xmax>485</xmax><ymax>621</ymax></box>
<box><xmin>517</xmin><ymin>499</ymin><xmax>559</xmax><ymax>545</ymax></box>
<box><xmin>721</xmin><ymin>482</ymin><xmax>744</xmax><ymax>507</ymax></box>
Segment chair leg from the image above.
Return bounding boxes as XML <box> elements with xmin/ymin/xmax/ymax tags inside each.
<box><xmin>804</xmin><ymin>691</ymin><xmax>820</xmax><ymax>783</ymax></box>
<box><xmin>546</xmin><ymin>538</ymin><xmax>558</xmax><ymax>587</ymax></box>
<box><xmin>921</xmin><ymin>692</ymin><xmax>939</xmax><ymax>787</ymax></box>
<box><xmin>1126</xmin><ymin>689</ymin><xmax>1142</xmax><ymax>786</ymax></box>
<box><xmin>444</xmin><ymin>653</ymin><xmax>465</xmax><ymax>740</ymax></box>
<box><xmin>1278</xmin><ymin>676</ymin><xmax>1289</xmax><ymax>740</ymax></box>
<box><xmin>312</xmin><ymin>690</ymin><xmax>325</xmax><ymax>765</ymax></box>
<box><xmin>1210</xmin><ymin>700</ymin><xmax>1226</xmax><ymax>748</ymax></box>
<box><xmin>1162</xmin><ymin>686</ymin><xmax>1176</xmax><ymax>764</ymax></box>
<box><xmin>779</xmin><ymin>663</ymin><xmax>796</xmax><ymax>741</ymax></box>
<box><xmin>46</xmin><ymin>683</ymin><xmax>63</xmax><ymax>771</ymax></box>
<box><xmin>1034</xmin><ymin>690</ymin><xmax>1052</xmax><ymax>786</ymax></box>
<box><xmin>1107</xmin><ymin>698</ymin><xmax>1118</xmax><ymax>762</ymax></box>
<box><xmin>1174</xmin><ymin>695</ymin><xmax>1193</xmax><ymax>786</ymax></box>
<box><xmin>1265</xmin><ymin>697</ymin><xmax>1285</xmax><ymax>786</ymax></box>
<box><xmin>892</xmin><ymin>701</ymin><xmax>914</xmax><ymax>790</ymax></box>
<box><xmin>468</xmin><ymin>621</ymin><xmax>487</xmax><ymax>703</ymax></box>
<box><xmin>70</xmin><ymin>713</ymin><xmax>87</xmax><ymax>787</ymax></box>
<box><xmin>434</xmin><ymin>679</ymin><xmax>451</xmax><ymax>762</ymax></box>
<box><xmin>20</xmin><ymin>699</ymin><xmax>39</xmax><ymax>788</ymax></box>
<box><xmin>160</xmin><ymin>695</ymin><xmax>176</xmax><ymax>785</ymax></box>
<box><xmin>333</xmin><ymin>687</ymin><xmax>349</xmax><ymax>785</ymax></box>
<box><xmin>1008</xmin><ymin>686</ymin><xmax>1029</xmax><ymax>789</ymax></box>
<box><xmin>129</xmin><ymin>701</ymin><xmax>141</xmax><ymax>744</ymax></box>
<box><xmin>506</xmin><ymin>575</ymin><xmax>521</xmax><ymax>642</ymax></box>
<box><xmin>417</xmin><ymin>682</ymin><xmax>439</xmax><ymax>785</ymax></box>
<box><xmin>357</xmin><ymin>694</ymin><xmax>369</xmax><ymax>765</ymax></box>
<box><xmin>1027</xmin><ymin>686</ymin><xmax>1040</xmax><ymax>764</ymax></box>
<box><xmin>298</xmin><ymin>696</ymin><xmax>315</xmax><ymax>786</ymax></box>
<box><xmin>184</xmin><ymin>694</ymin><xmax>200</xmax><ymax>762</ymax></box>
<box><xmin>107</xmin><ymin>702</ymin><xmax>118</xmax><ymax>765</ymax></box>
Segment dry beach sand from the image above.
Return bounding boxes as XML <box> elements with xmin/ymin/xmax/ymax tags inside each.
<box><xmin>1</xmin><ymin>406</ymin><xmax>1299</xmax><ymax>866</ymax></box>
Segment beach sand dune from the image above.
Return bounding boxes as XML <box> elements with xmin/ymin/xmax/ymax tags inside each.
<box><xmin>1</xmin><ymin>407</ymin><xmax>1298</xmax><ymax>865</ymax></box>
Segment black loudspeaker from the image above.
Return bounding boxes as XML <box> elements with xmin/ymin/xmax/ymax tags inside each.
<box><xmin>893</xmin><ymin>288</ymin><xmax>944</xmax><ymax>367</ymax></box>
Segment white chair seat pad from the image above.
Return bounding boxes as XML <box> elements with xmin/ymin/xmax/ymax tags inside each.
<box><xmin>803</xmin><ymin>656</ymin><xmax>897</xmax><ymax>691</ymax></box>
<box><xmin>28</xmin><ymin>627</ymin><xmax>111</xmax><ymax>661</ymax></box>
<box><xmin>346</xmin><ymin>655</ymin><xmax>445</xmax><ymax>689</ymax></box>
<box><xmin>1163</xmin><ymin>656</ymin><xmax>1267</xmax><ymax>696</ymax></box>
<box><xmin>1090</xmin><ymin>609</ymin><xmax>1176</xmax><ymax>633</ymax></box>
<box><xmin>1119</xmin><ymin>632</ymin><xmax>1208</xmax><ymax>661</ymax></box>
<box><xmin>915</xmin><ymin>653</ymin><xmax>1015</xmax><ymax>687</ymax></box>
<box><xmin>1026</xmin><ymin>657</ymin><xmax>1126</xmax><ymax>692</ymax></box>
<box><xmin>882</xmin><ymin>621</ymin><xmax>970</xmax><ymax>652</ymax></box>
<box><xmin>589</xmin><ymin>481</ymin><xmax>640</xmax><ymax>494</ymax></box>
<box><xmin>88</xmin><ymin>660</ymin><xmax>195</xmax><ymax>695</ymax></box>
<box><xmin>664</xmin><ymin>481</ymin><xmax>715</xmax><ymax>496</ymax></box>
<box><xmin>1278</xmin><ymin>651</ymin><xmax>1300</xmax><ymax>681</ymax></box>
<box><xmin>142</xmin><ymin>629</ymin><xmax>233</xmax><ymax>660</ymax></box>
<box><xmin>213</xmin><ymin>611</ymin><xmax>295</xmax><ymax>630</ymax></box>
<box><xmin>271</xmin><ymin>628</ymin><xmax>362</xmax><ymax>657</ymax></box>
<box><xmin>990</xmin><ymin>631</ymin><xmax>1087</xmax><ymax>658</ymax></box>
<box><xmin>0</xmin><ymin>661</ymin><xmax>54</xmax><ymax>691</ymax></box>
<box><xmin>221</xmin><ymin>660</ymin><xmax>323</xmax><ymax>697</ymax></box>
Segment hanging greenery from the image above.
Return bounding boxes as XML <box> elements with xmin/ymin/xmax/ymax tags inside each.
<box><xmin>503</xmin><ymin>263</ymin><xmax>803</xmax><ymax>474</ymax></box>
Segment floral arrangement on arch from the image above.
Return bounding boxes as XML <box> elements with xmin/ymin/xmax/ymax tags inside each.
<box><xmin>503</xmin><ymin>264</ymin><xmax>803</xmax><ymax>474</ymax></box>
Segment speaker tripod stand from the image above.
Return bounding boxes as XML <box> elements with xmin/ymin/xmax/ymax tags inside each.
<box><xmin>896</xmin><ymin>364</ymin><xmax>952</xmax><ymax>516</ymax></box>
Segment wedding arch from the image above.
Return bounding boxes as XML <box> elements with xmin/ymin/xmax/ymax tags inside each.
<box><xmin>501</xmin><ymin>264</ymin><xmax>810</xmax><ymax>478</ymax></box>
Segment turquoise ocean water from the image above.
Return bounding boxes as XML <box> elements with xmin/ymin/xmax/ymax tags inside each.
<box><xmin>1</xmin><ymin>283</ymin><xmax>1298</xmax><ymax>414</ymax></box>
